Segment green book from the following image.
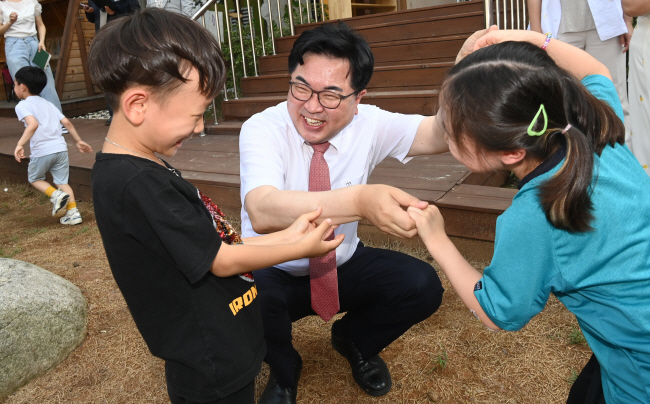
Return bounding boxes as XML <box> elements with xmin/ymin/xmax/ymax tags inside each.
<box><xmin>32</xmin><ymin>49</ymin><xmax>52</xmax><ymax>70</ymax></box>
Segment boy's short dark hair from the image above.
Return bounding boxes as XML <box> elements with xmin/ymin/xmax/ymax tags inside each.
<box><xmin>88</xmin><ymin>9</ymin><xmax>226</xmax><ymax>111</ymax></box>
<box><xmin>14</xmin><ymin>66</ymin><xmax>47</xmax><ymax>96</ymax></box>
<box><xmin>288</xmin><ymin>22</ymin><xmax>374</xmax><ymax>93</ymax></box>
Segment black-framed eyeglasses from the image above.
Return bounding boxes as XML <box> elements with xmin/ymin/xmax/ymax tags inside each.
<box><xmin>289</xmin><ymin>81</ymin><xmax>358</xmax><ymax>109</ymax></box>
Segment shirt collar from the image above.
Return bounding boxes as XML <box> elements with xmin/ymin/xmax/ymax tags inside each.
<box><xmin>518</xmin><ymin>140</ymin><xmax>567</xmax><ymax>190</ymax></box>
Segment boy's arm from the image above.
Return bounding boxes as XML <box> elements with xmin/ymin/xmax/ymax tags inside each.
<box><xmin>61</xmin><ymin>117</ymin><xmax>93</xmax><ymax>153</ymax></box>
<box><xmin>473</xmin><ymin>29</ymin><xmax>611</xmax><ymax>80</ymax></box>
<box><xmin>14</xmin><ymin>115</ymin><xmax>39</xmax><ymax>163</ymax></box>
<box><xmin>210</xmin><ymin>219</ymin><xmax>344</xmax><ymax>277</ymax></box>
<box><xmin>408</xmin><ymin>206</ymin><xmax>501</xmax><ymax>331</ymax></box>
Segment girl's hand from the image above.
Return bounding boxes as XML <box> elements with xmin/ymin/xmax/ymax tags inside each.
<box><xmin>472</xmin><ymin>29</ymin><xmax>542</xmax><ymax>52</ymax></box>
<box><xmin>456</xmin><ymin>25</ymin><xmax>499</xmax><ymax>63</ymax></box>
<box><xmin>76</xmin><ymin>140</ymin><xmax>93</xmax><ymax>153</ymax></box>
<box><xmin>407</xmin><ymin>205</ymin><xmax>447</xmax><ymax>243</ymax></box>
<box><xmin>297</xmin><ymin>219</ymin><xmax>345</xmax><ymax>258</ymax></box>
<box><xmin>9</xmin><ymin>12</ymin><xmax>18</xmax><ymax>23</ymax></box>
<box><xmin>38</xmin><ymin>41</ymin><xmax>46</xmax><ymax>52</ymax></box>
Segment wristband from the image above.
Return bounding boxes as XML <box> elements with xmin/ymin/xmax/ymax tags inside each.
<box><xmin>541</xmin><ymin>32</ymin><xmax>552</xmax><ymax>50</ymax></box>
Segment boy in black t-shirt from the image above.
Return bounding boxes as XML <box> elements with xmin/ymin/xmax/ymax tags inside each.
<box><xmin>87</xmin><ymin>9</ymin><xmax>343</xmax><ymax>404</ymax></box>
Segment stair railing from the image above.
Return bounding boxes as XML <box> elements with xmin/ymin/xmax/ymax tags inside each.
<box><xmin>483</xmin><ymin>0</ymin><xmax>527</xmax><ymax>30</ymax></box>
<box><xmin>193</xmin><ymin>0</ymin><xmax>329</xmax><ymax>126</ymax></box>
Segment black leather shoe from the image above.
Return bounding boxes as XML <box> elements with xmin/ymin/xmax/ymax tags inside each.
<box><xmin>258</xmin><ymin>357</ymin><xmax>302</xmax><ymax>404</ymax></box>
<box><xmin>331</xmin><ymin>320</ymin><xmax>392</xmax><ymax>397</ymax></box>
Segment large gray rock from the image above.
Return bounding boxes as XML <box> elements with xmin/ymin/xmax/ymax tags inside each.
<box><xmin>0</xmin><ymin>258</ymin><xmax>87</xmax><ymax>397</ymax></box>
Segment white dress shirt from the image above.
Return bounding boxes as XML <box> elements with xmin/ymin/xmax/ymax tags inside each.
<box><xmin>239</xmin><ymin>102</ymin><xmax>424</xmax><ymax>276</ymax></box>
<box><xmin>540</xmin><ymin>0</ymin><xmax>628</xmax><ymax>41</ymax></box>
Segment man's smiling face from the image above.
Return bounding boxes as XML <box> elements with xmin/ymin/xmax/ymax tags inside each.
<box><xmin>287</xmin><ymin>53</ymin><xmax>365</xmax><ymax>144</ymax></box>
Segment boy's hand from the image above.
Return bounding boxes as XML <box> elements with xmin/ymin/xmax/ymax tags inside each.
<box><xmin>407</xmin><ymin>205</ymin><xmax>447</xmax><ymax>243</ymax></box>
<box><xmin>14</xmin><ymin>145</ymin><xmax>25</xmax><ymax>163</ymax></box>
<box><xmin>297</xmin><ymin>219</ymin><xmax>344</xmax><ymax>258</ymax></box>
<box><xmin>285</xmin><ymin>206</ymin><xmax>321</xmax><ymax>242</ymax></box>
<box><xmin>76</xmin><ymin>140</ymin><xmax>93</xmax><ymax>153</ymax></box>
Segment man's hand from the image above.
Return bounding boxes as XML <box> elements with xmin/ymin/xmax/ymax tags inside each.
<box><xmin>38</xmin><ymin>41</ymin><xmax>46</xmax><ymax>52</ymax></box>
<box><xmin>76</xmin><ymin>140</ymin><xmax>93</xmax><ymax>153</ymax></box>
<box><xmin>104</xmin><ymin>5</ymin><xmax>115</xmax><ymax>15</ymax></box>
<box><xmin>357</xmin><ymin>185</ymin><xmax>428</xmax><ymax>238</ymax></box>
<box><xmin>456</xmin><ymin>25</ymin><xmax>499</xmax><ymax>64</ymax></box>
<box><xmin>14</xmin><ymin>145</ymin><xmax>25</xmax><ymax>163</ymax></box>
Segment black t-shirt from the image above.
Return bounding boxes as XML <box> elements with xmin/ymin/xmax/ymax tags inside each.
<box><xmin>91</xmin><ymin>152</ymin><xmax>265</xmax><ymax>401</ymax></box>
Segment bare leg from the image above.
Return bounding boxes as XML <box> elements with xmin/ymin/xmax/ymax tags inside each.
<box><xmin>30</xmin><ymin>180</ymin><xmax>52</xmax><ymax>194</ymax></box>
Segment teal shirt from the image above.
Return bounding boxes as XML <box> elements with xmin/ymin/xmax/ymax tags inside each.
<box><xmin>474</xmin><ymin>75</ymin><xmax>650</xmax><ymax>404</ymax></box>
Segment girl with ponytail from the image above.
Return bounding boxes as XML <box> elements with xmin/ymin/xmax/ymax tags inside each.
<box><xmin>411</xmin><ymin>29</ymin><xmax>650</xmax><ymax>404</ymax></box>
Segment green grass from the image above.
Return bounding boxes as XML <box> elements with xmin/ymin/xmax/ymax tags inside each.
<box><xmin>567</xmin><ymin>368</ymin><xmax>579</xmax><ymax>385</ymax></box>
<box><xmin>0</xmin><ymin>246</ymin><xmax>23</xmax><ymax>258</ymax></box>
<box><xmin>568</xmin><ymin>326</ymin><xmax>587</xmax><ymax>345</ymax></box>
<box><xmin>427</xmin><ymin>345</ymin><xmax>449</xmax><ymax>373</ymax></box>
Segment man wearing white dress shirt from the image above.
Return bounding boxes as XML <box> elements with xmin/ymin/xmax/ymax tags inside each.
<box><xmin>240</xmin><ymin>22</ymin><xmax>449</xmax><ymax>404</ymax></box>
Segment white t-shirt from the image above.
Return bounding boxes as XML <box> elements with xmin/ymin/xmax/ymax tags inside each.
<box><xmin>0</xmin><ymin>0</ymin><xmax>42</xmax><ymax>38</ymax></box>
<box><xmin>15</xmin><ymin>96</ymin><xmax>66</xmax><ymax>158</ymax></box>
<box><xmin>240</xmin><ymin>102</ymin><xmax>424</xmax><ymax>276</ymax></box>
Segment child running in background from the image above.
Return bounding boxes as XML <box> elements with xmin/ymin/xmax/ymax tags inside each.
<box><xmin>409</xmin><ymin>29</ymin><xmax>650</xmax><ymax>404</ymax></box>
<box><xmin>13</xmin><ymin>66</ymin><xmax>93</xmax><ymax>225</ymax></box>
<box><xmin>87</xmin><ymin>9</ymin><xmax>344</xmax><ymax>404</ymax></box>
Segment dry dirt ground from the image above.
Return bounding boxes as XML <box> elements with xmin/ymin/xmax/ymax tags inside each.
<box><xmin>0</xmin><ymin>179</ymin><xmax>592</xmax><ymax>404</ymax></box>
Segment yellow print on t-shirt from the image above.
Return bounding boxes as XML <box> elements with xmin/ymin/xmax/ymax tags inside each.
<box><xmin>228</xmin><ymin>285</ymin><xmax>258</xmax><ymax>315</ymax></box>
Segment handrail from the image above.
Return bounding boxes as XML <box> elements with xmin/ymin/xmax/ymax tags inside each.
<box><xmin>483</xmin><ymin>0</ymin><xmax>527</xmax><ymax>30</ymax></box>
<box><xmin>193</xmin><ymin>0</ymin><xmax>328</xmax><ymax>125</ymax></box>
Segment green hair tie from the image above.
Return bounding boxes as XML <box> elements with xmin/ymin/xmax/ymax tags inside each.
<box><xmin>527</xmin><ymin>104</ymin><xmax>548</xmax><ymax>136</ymax></box>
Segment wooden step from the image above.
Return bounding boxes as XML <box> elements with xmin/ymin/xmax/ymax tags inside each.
<box><xmin>241</xmin><ymin>62</ymin><xmax>452</xmax><ymax>97</ymax></box>
<box><xmin>274</xmin><ymin>11</ymin><xmax>484</xmax><ymax>54</ymax></box>
<box><xmin>222</xmin><ymin>89</ymin><xmax>439</xmax><ymax>121</ymax></box>
<box><xmin>259</xmin><ymin>34</ymin><xmax>466</xmax><ymax>75</ymax></box>
<box><xmin>292</xmin><ymin>0</ymin><xmax>484</xmax><ymax>34</ymax></box>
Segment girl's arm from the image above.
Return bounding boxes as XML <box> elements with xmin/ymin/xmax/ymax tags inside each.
<box><xmin>35</xmin><ymin>14</ymin><xmax>46</xmax><ymax>51</ymax></box>
<box><xmin>527</xmin><ymin>0</ymin><xmax>543</xmax><ymax>33</ymax></box>
<box><xmin>622</xmin><ymin>0</ymin><xmax>650</xmax><ymax>16</ymax></box>
<box><xmin>473</xmin><ymin>29</ymin><xmax>611</xmax><ymax>80</ymax></box>
<box><xmin>210</xmin><ymin>218</ymin><xmax>344</xmax><ymax>277</ymax></box>
<box><xmin>408</xmin><ymin>206</ymin><xmax>501</xmax><ymax>331</ymax></box>
<box><xmin>14</xmin><ymin>115</ymin><xmax>39</xmax><ymax>163</ymax></box>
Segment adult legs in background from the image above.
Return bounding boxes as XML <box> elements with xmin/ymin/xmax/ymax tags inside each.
<box><xmin>5</xmin><ymin>36</ymin><xmax>63</xmax><ymax>113</ymax></box>
<box><xmin>254</xmin><ymin>241</ymin><xmax>444</xmax><ymax>391</ymax></box>
<box><xmin>558</xmin><ymin>29</ymin><xmax>630</xmax><ymax>142</ymax></box>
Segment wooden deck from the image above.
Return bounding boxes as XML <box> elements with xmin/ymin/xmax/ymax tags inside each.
<box><xmin>0</xmin><ymin>116</ymin><xmax>517</xmax><ymax>259</ymax></box>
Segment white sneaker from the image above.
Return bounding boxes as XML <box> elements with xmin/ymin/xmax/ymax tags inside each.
<box><xmin>60</xmin><ymin>208</ymin><xmax>82</xmax><ymax>225</ymax></box>
<box><xmin>61</xmin><ymin>125</ymin><xmax>69</xmax><ymax>134</ymax></box>
<box><xmin>50</xmin><ymin>189</ymin><xmax>70</xmax><ymax>216</ymax></box>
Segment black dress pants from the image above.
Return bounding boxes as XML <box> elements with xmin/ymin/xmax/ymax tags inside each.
<box><xmin>254</xmin><ymin>241</ymin><xmax>444</xmax><ymax>388</ymax></box>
